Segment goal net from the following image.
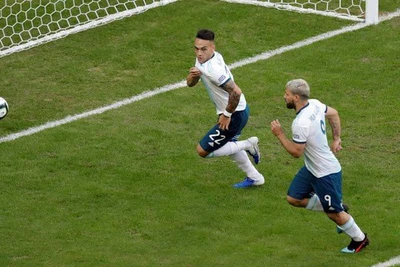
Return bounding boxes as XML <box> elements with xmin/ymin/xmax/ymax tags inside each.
<box><xmin>222</xmin><ymin>0</ymin><xmax>379</xmax><ymax>24</ymax></box>
<box><xmin>0</xmin><ymin>0</ymin><xmax>177</xmax><ymax>58</ymax></box>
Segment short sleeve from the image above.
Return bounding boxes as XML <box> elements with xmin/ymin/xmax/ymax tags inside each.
<box><xmin>292</xmin><ymin>124</ymin><xmax>308</xmax><ymax>144</ymax></box>
<box><xmin>207</xmin><ymin>56</ymin><xmax>230</xmax><ymax>86</ymax></box>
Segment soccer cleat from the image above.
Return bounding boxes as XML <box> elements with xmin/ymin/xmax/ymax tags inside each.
<box><xmin>246</xmin><ymin>137</ymin><xmax>261</xmax><ymax>164</ymax></box>
<box><xmin>341</xmin><ymin>234</ymin><xmax>369</xmax><ymax>253</ymax></box>
<box><xmin>233</xmin><ymin>177</ymin><xmax>264</xmax><ymax>188</ymax></box>
<box><xmin>337</xmin><ymin>204</ymin><xmax>350</xmax><ymax>234</ymax></box>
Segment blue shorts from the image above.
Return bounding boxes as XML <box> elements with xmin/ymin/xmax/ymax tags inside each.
<box><xmin>199</xmin><ymin>105</ymin><xmax>249</xmax><ymax>152</ymax></box>
<box><xmin>288</xmin><ymin>166</ymin><xmax>344</xmax><ymax>213</ymax></box>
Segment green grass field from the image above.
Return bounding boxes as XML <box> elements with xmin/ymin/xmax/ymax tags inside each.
<box><xmin>0</xmin><ymin>0</ymin><xmax>399</xmax><ymax>266</ymax></box>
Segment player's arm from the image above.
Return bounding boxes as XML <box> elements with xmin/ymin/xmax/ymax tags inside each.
<box><xmin>221</xmin><ymin>79</ymin><xmax>241</xmax><ymax>113</ymax></box>
<box><xmin>186</xmin><ymin>67</ymin><xmax>202</xmax><ymax>87</ymax></box>
<box><xmin>325</xmin><ymin>106</ymin><xmax>342</xmax><ymax>153</ymax></box>
<box><xmin>270</xmin><ymin>119</ymin><xmax>305</xmax><ymax>158</ymax></box>
<box><xmin>218</xmin><ymin>79</ymin><xmax>241</xmax><ymax>130</ymax></box>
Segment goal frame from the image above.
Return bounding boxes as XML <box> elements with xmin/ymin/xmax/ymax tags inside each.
<box><xmin>0</xmin><ymin>0</ymin><xmax>380</xmax><ymax>59</ymax></box>
<box><xmin>222</xmin><ymin>0</ymin><xmax>379</xmax><ymax>24</ymax></box>
<box><xmin>0</xmin><ymin>0</ymin><xmax>178</xmax><ymax>58</ymax></box>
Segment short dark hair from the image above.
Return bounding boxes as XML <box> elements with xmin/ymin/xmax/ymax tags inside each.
<box><xmin>196</xmin><ymin>29</ymin><xmax>215</xmax><ymax>41</ymax></box>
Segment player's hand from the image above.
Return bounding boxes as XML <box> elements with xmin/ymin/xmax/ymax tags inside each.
<box><xmin>189</xmin><ymin>67</ymin><xmax>201</xmax><ymax>78</ymax></box>
<box><xmin>187</xmin><ymin>67</ymin><xmax>202</xmax><ymax>87</ymax></box>
<box><xmin>331</xmin><ymin>139</ymin><xmax>342</xmax><ymax>153</ymax></box>
<box><xmin>270</xmin><ymin>119</ymin><xmax>283</xmax><ymax>137</ymax></box>
<box><xmin>218</xmin><ymin>115</ymin><xmax>230</xmax><ymax>130</ymax></box>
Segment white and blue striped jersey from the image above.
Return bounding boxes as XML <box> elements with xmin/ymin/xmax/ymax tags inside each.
<box><xmin>292</xmin><ymin>99</ymin><xmax>341</xmax><ymax>178</ymax></box>
<box><xmin>195</xmin><ymin>51</ymin><xmax>246</xmax><ymax>114</ymax></box>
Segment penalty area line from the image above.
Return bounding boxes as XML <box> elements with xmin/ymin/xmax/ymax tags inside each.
<box><xmin>371</xmin><ymin>256</ymin><xmax>400</xmax><ymax>267</ymax></box>
<box><xmin>0</xmin><ymin>82</ymin><xmax>186</xmax><ymax>143</ymax></box>
<box><xmin>0</xmin><ymin>10</ymin><xmax>399</xmax><ymax>144</ymax></box>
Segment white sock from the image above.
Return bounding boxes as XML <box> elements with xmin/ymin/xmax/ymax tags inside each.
<box><xmin>230</xmin><ymin>150</ymin><xmax>262</xmax><ymax>181</ymax></box>
<box><xmin>338</xmin><ymin>216</ymin><xmax>365</xmax><ymax>241</ymax></box>
<box><xmin>305</xmin><ymin>194</ymin><xmax>324</xmax><ymax>212</ymax></box>
<box><xmin>211</xmin><ymin>140</ymin><xmax>251</xmax><ymax>157</ymax></box>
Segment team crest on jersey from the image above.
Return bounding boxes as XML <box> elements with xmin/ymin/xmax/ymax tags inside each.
<box><xmin>218</xmin><ymin>75</ymin><xmax>226</xmax><ymax>83</ymax></box>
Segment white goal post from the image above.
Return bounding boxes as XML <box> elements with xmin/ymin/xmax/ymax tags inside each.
<box><xmin>0</xmin><ymin>0</ymin><xmax>177</xmax><ymax>58</ymax></box>
<box><xmin>0</xmin><ymin>0</ymin><xmax>380</xmax><ymax>59</ymax></box>
<box><xmin>222</xmin><ymin>0</ymin><xmax>379</xmax><ymax>24</ymax></box>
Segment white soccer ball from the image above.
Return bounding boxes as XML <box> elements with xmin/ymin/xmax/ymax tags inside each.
<box><xmin>0</xmin><ymin>97</ymin><xmax>9</xmax><ymax>120</ymax></box>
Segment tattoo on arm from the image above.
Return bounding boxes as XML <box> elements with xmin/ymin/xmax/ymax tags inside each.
<box><xmin>222</xmin><ymin>80</ymin><xmax>241</xmax><ymax>113</ymax></box>
<box><xmin>326</xmin><ymin>106</ymin><xmax>341</xmax><ymax>140</ymax></box>
<box><xmin>328</xmin><ymin>117</ymin><xmax>341</xmax><ymax>139</ymax></box>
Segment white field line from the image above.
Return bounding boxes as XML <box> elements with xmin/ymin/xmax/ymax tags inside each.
<box><xmin>371</xmin><ymin>256</ymin><xmax>400</xmax><ymax>267</ymax></box>
<box><xmin>0</xmin><ymin>0</ymin><xmax>179</xmax><ymax>58</ymax></box>
<box><xmin>0</xmin><ymin>10</ymin><xmax>399</xmax><ymax>145</ymax></box>
<box><xmin>0</xmin><ymin>81</ymin><xmax>185</xmax><ymax>143</ymax></box>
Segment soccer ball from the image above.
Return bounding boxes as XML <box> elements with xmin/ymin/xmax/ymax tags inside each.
<box><xmin>0</xmin><ymin>97</ymin><xmax>9</xmax><ymax>120</ymax></box>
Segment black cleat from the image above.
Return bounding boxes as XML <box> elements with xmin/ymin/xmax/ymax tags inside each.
<box><xmin>341</xmin><ymin>234</ymin><xmax>370</xmax><ymax>253</ymax></box>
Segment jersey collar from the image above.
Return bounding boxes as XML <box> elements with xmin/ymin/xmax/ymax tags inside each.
<box><xmin>296</xmin><ymin>101</ymin><xmax>309</xmax><ymax>115</ymax></box>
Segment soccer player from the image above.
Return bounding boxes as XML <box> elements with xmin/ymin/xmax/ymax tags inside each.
<box><xmin>186</xmin><ymin>29</ymin><xmax>264</xmax><ymax>188</ymax></box>
<box><xmin>270</xmin><ymin>79</ymin><xmax>369</xmax><ymax>253</ymax></box>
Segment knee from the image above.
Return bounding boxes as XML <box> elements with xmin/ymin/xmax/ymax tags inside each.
<box><xmin>196</xmin><ymin>144</ymin><xmax>209</xmax><ymax>158</ymax></box>
<box><xmin>286</xmin><ymin>195</ymin><xmax>304</xmax><ymax>207</ymax></box>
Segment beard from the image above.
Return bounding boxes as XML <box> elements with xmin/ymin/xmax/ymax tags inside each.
<box><xmin>286</xmin><ymin>100</ymin><xmax>295</xmax><ymax>109</ymax></box>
